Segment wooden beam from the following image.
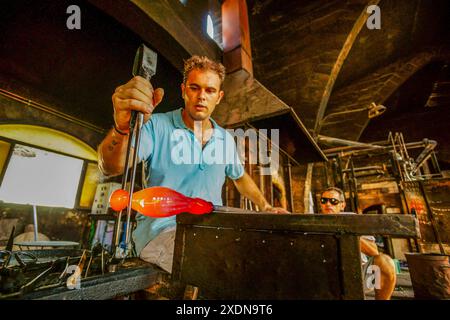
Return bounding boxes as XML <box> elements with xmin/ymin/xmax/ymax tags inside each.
<box><xmin>303</xmin><ymin>163</ymin><xmax>314</xmax><ymax>213</ymax></box>
<box><xmin>89</xmin><ymin>0</ymin><xmax>221</xmax><ymax>72</ymax></box>
<box><xmin>313</xmin><ymin>0</ymin><xmax>381</xmax><ymax>134</ymax></box>
<box><xmin>222</xmin><ymin>0</ymin><xmax>253</xmax><ymax>75</ymax></box>
<box><xmin>177</xmin><ymin>212</ymin><xmax>421</xmax><ymax>238</ymax></box>
<box><xmin>131</xmin><ymin>0</ymin><xmax>221</xmax><ymax>60</ymax></box>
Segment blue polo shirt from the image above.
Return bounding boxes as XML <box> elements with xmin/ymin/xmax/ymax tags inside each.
<box><xmin>132</xmin><ymin>107</ymin><xmax>245</xmax><ymax>255</ymax></box>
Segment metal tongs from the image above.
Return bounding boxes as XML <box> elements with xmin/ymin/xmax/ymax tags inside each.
<box><xmin>113</xmin><ymin>44</ymin><xmax>158</xmax><ymax>259</ymax></box>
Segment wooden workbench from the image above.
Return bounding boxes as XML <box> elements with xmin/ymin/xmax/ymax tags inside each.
<box><xmin>173</xmin><ymin>212</ymin><xmax>420</xmax><ymax>300</ymax></box>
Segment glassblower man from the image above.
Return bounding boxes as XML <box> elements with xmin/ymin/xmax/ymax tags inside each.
<box><xmin>97</xmin><ymin>55</ymin><xmax>289</xmax><ymax>272</ymax></box>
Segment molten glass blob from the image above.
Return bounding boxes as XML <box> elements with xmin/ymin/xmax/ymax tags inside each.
<box><xmin>109</xmin><ymin>186</ymin><xmax>213</xmax><ymax>218</ymax></box>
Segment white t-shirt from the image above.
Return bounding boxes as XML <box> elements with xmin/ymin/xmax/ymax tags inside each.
<box><xmin>338</xmin><ymin>212</ymin><xmax>376</xmax><ymax>264</ymax></box>
<box><xmin>360</xmin><ymin>235</ymin><xmax>376</xmax><ymax>264</ymax></box>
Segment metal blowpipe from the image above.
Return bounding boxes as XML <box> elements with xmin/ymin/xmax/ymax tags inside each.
<box><xmin>113</xmin><ymin>44</ymin><xmax>157</xmax><ymax>258</ymax></box>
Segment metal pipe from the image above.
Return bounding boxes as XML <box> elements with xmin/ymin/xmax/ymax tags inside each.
<box><xmin>270</xmin><ymin>178</ymin><xmax>274</xmax><ymax>207</ymax></box>
<box><xmin>113</xmin><ymin>110</ymin><xmax>140</xmax><ymax>258</ymax></box>
<box><xmin>342</xmin><ymin>165</ymin><xmax>384</xmax><ymax>172</ymax></box>
<box><xmin>411</xmin><ymin>140</ymin><xmax>438</xmax><ymax>174</ymax></box>
<box><xmin>324</xmin><ymin>162</ymin><xmax>331</xmax><ymax>187</ymax></box>
<box><xmin>32</xmin><ymin>205</ymin><xmax>38</xmax><ymax>242</ymax></box>
<box><xmin>431</xmin><ymin>152</ymin><xmax>442</xmax><ymax>175</ymax></box>
<box><xmin>0</xmin><ymin>88</ymin><xmax>105</xmax><ymax>133</ymax></box>
<box><xmin>419</xmin><ymin>182</ymin><xmax>446</xmax><ymax>255</ymax></box>
<box><xmin>224</xmin><ymin>179</ymin><xmax>229</xmax><ymax>207</ymax></box>
<box><xmin>350</xmin><ymin>158</ymin><xmax>359</xmax><ymax>213</ymax></box>
<box><xmin>389</xmin><ymin>133</ymin><xmax>403</xmax><ymax>181</ymax></box>
<box><xmin>336</xmin><ymin>156</ymin><xmax>344</xmax><ymax>191</ymax></box>
<box><xmin>286</xmin><ymin>159</ymin><xmax>295</xmax><ymax>212</ymax></box>
<box><xmin>258</xmin><ymin>165</ymin><xmax>265</xmax><ymax>208</ymax></box>
<box><xmin>124</xmin><ymin>112</ymin><xmax>144</xmax><ymax>254</ymax></box>
<box><xmin>324</xmin><ymin>140</ymin><xmax>430</xmax><ymax>158</ymax></box>
<box><xmin>319</xmin><ymin>106</ymin><xmax>369</xmax><ymax>124</ymax></box>
<box><xmin>399</xmin><ymin>133</ymin><xmax>410</xmax><ymax>160</ymax></box>
<box><xmin>303</xmin><ymin>163</ymin><xmax>313</xmax><ymax>213</ymax></box>
<box><xmin>353</xmin><ymin>170</ymin><xmax>385</xmax><ymax>177</ymax></box>
<box><xmin>113</xmin><ymin>112</ymin><xmax>137</xmax><ymax>256</ymax></box>
<box><xmin>318</xmin><ymin>134</ymin><xmax>384</xmax><ymax>150</ymax></box>
<box><xmin>397</xmin><ymin>178</ymin><xmax>422</xmax><ymax>253</ymax></box>
<box><xmin>323</xmin><ymin>144</ymin><xmax>373</xmax><ymax>154</ymax></box>
<box><xmin>112</xmin><ymin>44</ymin><xmax>157</xmax><ymax>259</ymax></box>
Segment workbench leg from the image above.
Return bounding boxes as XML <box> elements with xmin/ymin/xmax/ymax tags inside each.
<box><xmin>339</xmin><ymin>235</ymin><xmax>365</xmax><ymax>300</ymax></box>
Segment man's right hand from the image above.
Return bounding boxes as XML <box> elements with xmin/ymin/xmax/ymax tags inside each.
<box><xmin>112</xmin><ymin>76</ymin><xmax>164</xmax><ymax>133</ymax></box>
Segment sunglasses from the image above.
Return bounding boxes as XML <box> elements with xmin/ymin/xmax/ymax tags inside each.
<box><xmin>320</xmin><ymin>197</ymin><xmax>341</xmax><ymax>205</ymax></box>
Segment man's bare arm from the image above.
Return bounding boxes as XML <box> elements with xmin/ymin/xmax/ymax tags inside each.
<box><xmin>360</xmin><ymin>238</ymin><xmax>379</xmax><ymax>257</ymax></box>
<box><xmin>232</xmin><ymin>172</ymin><xmax>290</xmax><ymax>213</ymax></box>
<box><xmin>98</xmin><ymin>128</ymin><xmax>131</xmax><ymax>176</ymax></box>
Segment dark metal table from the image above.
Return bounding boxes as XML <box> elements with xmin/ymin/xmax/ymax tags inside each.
<box><xmin>173</xmin><ymin>211</ymin><xmax>420</xmax><ymax>300</ymax></box>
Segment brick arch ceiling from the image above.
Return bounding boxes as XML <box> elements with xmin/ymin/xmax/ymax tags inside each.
<box><xmin>320</xmin><ymin>48</ymin><xmax>450</xmax><ymax>141</ymax></box>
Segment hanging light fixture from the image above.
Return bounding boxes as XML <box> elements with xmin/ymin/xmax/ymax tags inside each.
<box><xmin>368</xmin><ymin>102</ymin><xmax>387</xmax><ymax>118</ymax></box>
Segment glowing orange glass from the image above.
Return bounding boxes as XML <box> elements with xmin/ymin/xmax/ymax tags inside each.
<box><xmin>109</xmin><ymin>186</ymin><xmax>213</xmax><ymax>218</ymax></box>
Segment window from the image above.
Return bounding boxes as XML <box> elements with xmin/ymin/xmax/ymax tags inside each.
<box><xmin>0</xmin><ymin>144</ymin><xmax>83</xmax><ymax>208</ymax></box>
<box><xmin>0</xmin><ymin>125</ymin><xmax>99</xmax><ymax>210</ymax></box>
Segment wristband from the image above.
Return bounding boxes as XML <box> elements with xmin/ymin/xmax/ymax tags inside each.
<box><xmin>113</xmin><ymin>124</ymin><xmax>129</xmax><ymax>135</ymax></box>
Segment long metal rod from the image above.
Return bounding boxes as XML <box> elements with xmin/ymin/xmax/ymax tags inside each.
<box><xmin>391</xmin><ymin>134</ymin><xmax>406</xmax><ymax>181</ymax></box>
<box><xmin>399</xmin><ymin>184</ymin><xmax>422</xmax><ymax>253</ymax></box>
<box><xmin>32</xmin><ymin>205</ymin><xmax>39</xmax><ymax>242</ymax></box>
<box><xmin>336</xmin><ymin>156</ymin><xmax>344</xmax><ymax>191</ymax></box>
<box><xmin>124</xmin><ymin>112</ymin><xmax>144</xmax><ymax>253</ymax></box>
<box><xmin>318</xmin><ymin>134</ymin><xmax>384</xmax><ymax>149</ymax></box>
<box><xmin>411</xmin><ymin>140</ymin><xmax>437</xmax><ymax>175</ymax></box>
<box><xmin>350</xmin><ymin>158</ymin><xmax>359</xmax><ymax>213</ymax></box>
<box><xmin>342</xmin><ymin>165</ymin><xmax>384</xmax><ymax>172</ymax></box>
<box><xmin>323</xmin><ymin>139</ymin><xmax>430</xmax><ymax>157</ymax></box>
<box><xmin>419</xmin><ymin>181</ymin><xmax>446</xmax><ymax>255</ymax></box>
<box><xmin>347</xmin><ymin>160</ymin><xmax>355</xmax><ymax>212</ymax></box>
<box><xmin>286</xmin><ymin>159</ymin><xmax>294</xmax><ymax>212</ymax></box>
<box><xmin>303</xmin><ymin>163</ymin><xmax>313</xmax><ymax>213</ymax></box>
<box><xmin>258</xmin><ymin>165</ymin><xmax>265</xmax><ymax>209</ymax></box>
<box><xmin>214</xmin><ymin>205</ymin><xmax>261</xmax><ymax>214</ymax></box>
<box><xmin>113</xmin><ymin>112</ymin><xmax>137</xmax><ymax>256</ymax></box>
<box><xmin>399</xmin><ymin>133</ymin><xmax>410</xmax><ymax>160</ymax></box>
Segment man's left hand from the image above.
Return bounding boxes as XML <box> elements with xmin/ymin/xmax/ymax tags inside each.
<box><xmin>264</xmin><ymin>206</ymin><xmax>291</xmax><ymax>214</ymax></box>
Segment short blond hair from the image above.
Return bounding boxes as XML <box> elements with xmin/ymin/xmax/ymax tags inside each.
<box><xmin>183</xmin><ymin>55</ymin><xmax>226</xmax><ymax>87</ymax></box>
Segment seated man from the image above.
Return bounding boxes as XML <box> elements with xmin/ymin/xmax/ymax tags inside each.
<box><xmin>319</xmin><ymin>187</ymin><xmax>397</xmax><ymax>300</ymax></box>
